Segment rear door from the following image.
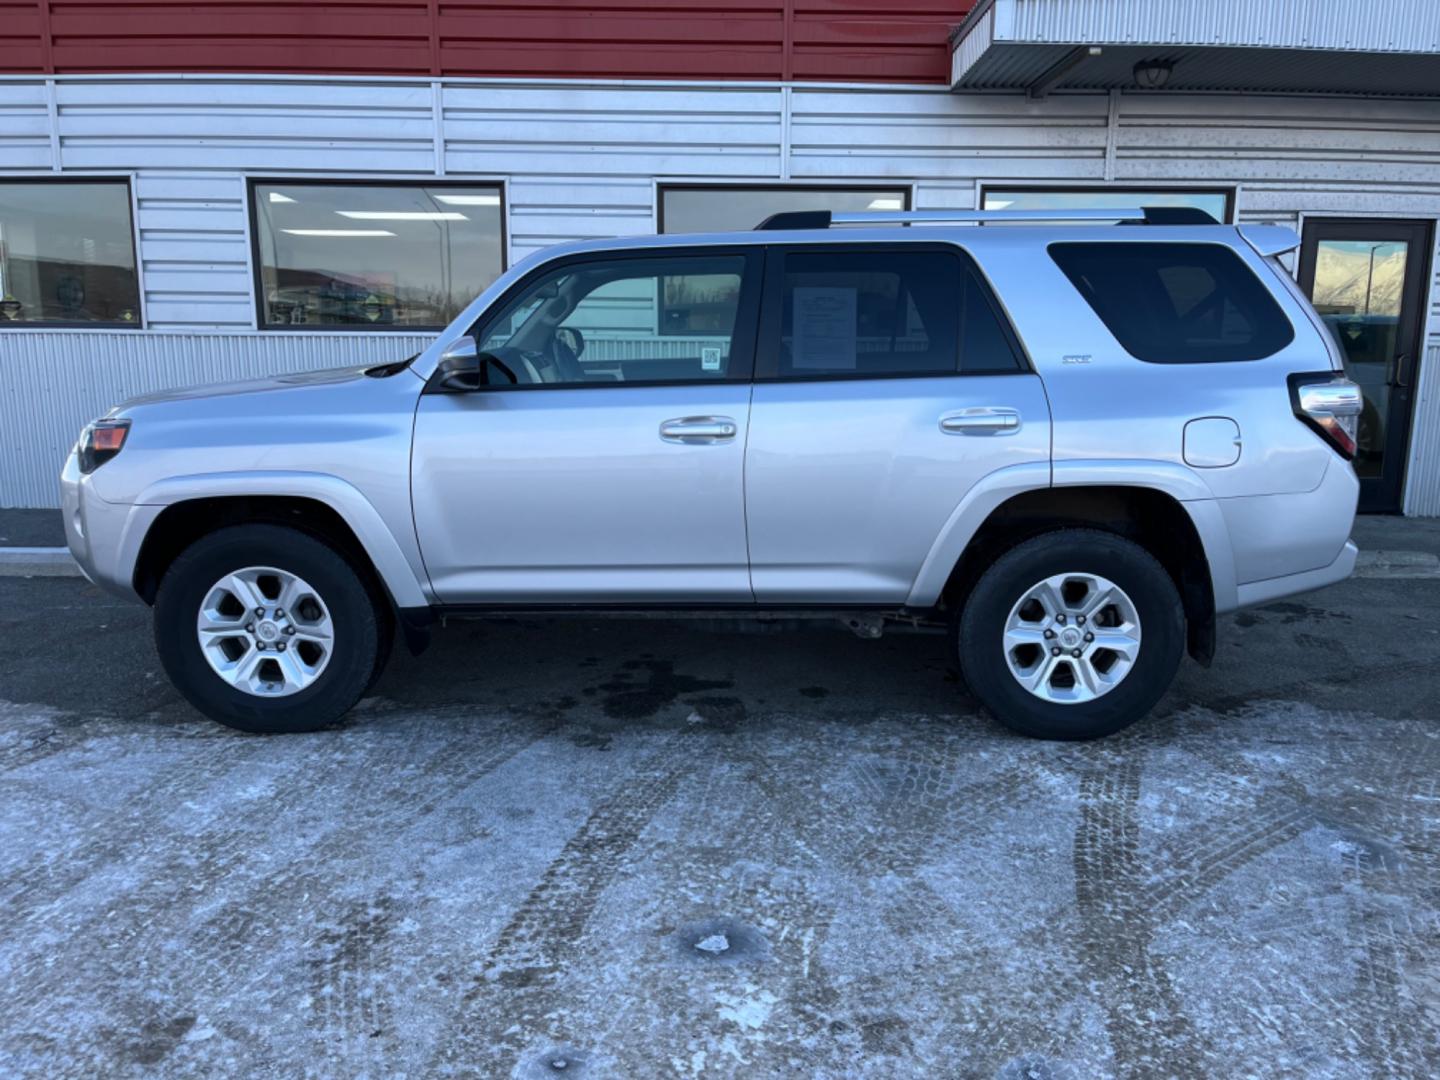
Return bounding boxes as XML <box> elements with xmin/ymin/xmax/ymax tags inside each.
<box><xmin>744</xmin><ymin>243</ymin><xmax>1051</xmax><ymax>603</ymax></box>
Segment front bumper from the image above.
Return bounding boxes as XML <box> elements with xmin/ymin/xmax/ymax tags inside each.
<box><xmin>60</xmin><ymin>453</ymin><xmax>161</xmax><ymax>603</ymax></box>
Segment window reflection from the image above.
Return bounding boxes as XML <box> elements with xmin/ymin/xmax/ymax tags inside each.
<box><xmin>0</xmin><ymin>181</ymin><xmax>141</xmax><ymax>327</ymax></box>
<box><xmin>476</xmin><ymin>255</ymin><xmax>749</xmax><ymax>385</ymax></box>
<box><xmin>1310</xmin><ymin>239</ymin><xmax>1410</xmax><ymax>477</ymax></box>
<box><xmin>661</xmin><ymin>186</ymin><xmax>910</xmax><ymax>234</ymax></box>
<box><xmin>253</xmin><ymin>183</ymin><xmax>505</xmax><ymax>329</ymax></box>
<box><xmin>982</xmin><ymin>188</ymin><xmax>1231</xmax><ymax>223</ymax></box>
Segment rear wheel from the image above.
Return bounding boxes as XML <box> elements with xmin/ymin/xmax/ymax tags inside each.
<box><xmin>154</xmin><ymin>524</ymin><xmax>384</xmax><ymax>733</ymax></box>
<box><xmin>956</xmin><ymin>529</ymin><xmax>1184</xmax><ymax>740</ymax></box>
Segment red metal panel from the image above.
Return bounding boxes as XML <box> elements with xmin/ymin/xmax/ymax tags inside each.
<box><xmin>48</xmin><ymin>0</ymin><xmax>433</xmax><ymax>76</ymax></box>
<box><xmin>439</xmin><ymin>1</ymin><xmax>787</xmax><ymax>80</ymax></box>
<box><xmin>4</xmin><ymin>0</ymin><xmax>974</xmax><ymax>83</ymax></box>
<box><xmin>791</xmin><ymin>0</ymin><xmax>966</xmax><ymax>84</ymax></box>
<box><xmin>0</xmin><ymin>2</ymin><xmax>47</xmax><ymax>72</ymax></box>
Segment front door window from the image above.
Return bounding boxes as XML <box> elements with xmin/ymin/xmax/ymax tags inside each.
<box><xmin>475</xmin><ymin>254</ymin><xmax>754</xmax><ymax>386</ymax></box>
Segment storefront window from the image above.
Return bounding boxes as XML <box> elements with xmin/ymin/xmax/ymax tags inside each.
<box><xmin>251</xmin><ymin>182</ymin><xmax>506</xmax><ymax>329</ymax></box>
<box><xmin>659</xmin><ymin>185</ymin><xmax>911</xmax><ymax>234</ymax></box>
<box><xmin>0</xmin><ymin>181</ymin><xmax>142</xmax><ymax>327</ymax></box>
<box><xmin>982</xmin><ymin>187</ymin><xmax>1233</xmax><ymax>223</ymax></box>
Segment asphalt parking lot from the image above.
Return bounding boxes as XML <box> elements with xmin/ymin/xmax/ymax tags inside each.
<box><xmin>2</xmin><ymin>519</ymin><xmax>1439</xmax><ymax>1078</ymax></box>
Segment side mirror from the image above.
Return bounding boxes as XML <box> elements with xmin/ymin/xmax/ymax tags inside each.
<box><xmin>427</xmin><ymin>336</ymin><xmax>520</xmax><ymax>393</ymax></box>
<box><xmin>430</xmin><ymin>336</ymin><xmax>481</xmax><ymax>392</ymax></box>
<box><xmin>439</xmin><ymin>335</ymin><xmax>478</xmax><ymax>365</ymax></box>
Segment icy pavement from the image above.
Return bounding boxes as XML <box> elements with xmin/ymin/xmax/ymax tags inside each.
<box><xmin>1</xmin><ymin>572</ymin><xmax>1438</xmax><ymax>1078</ymax></box>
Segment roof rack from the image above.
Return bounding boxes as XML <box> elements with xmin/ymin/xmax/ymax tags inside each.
<box><xmin>754</xmin><ymin>206</ymin><xmax>1218</xmax><ymax>231</ymax></box>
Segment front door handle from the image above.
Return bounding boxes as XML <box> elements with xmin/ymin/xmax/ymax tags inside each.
<box><xmin>660</xmin><ymin>416</ymin><xmax>738</xmax><ymax>443</ymax></box>
<box><xmin>940</xmin><ymin>408</ymin><xmax>1021</xmax><ymax>435</ymax></box>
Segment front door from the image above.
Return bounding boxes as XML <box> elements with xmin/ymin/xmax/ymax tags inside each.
<box><xmin>744</xmin><ymin>244</ymin><xmax>1051</xmax><ymax>602</ymax></box>
<box><xmin>412</xmin><ymin>248</ymin><xmax>763</xmax><ymax>603</ymax></box>
<box><xmin>1299</xmin><ymin>219</ymin><xmax>1433</xmax><ymax>513</ymax></box>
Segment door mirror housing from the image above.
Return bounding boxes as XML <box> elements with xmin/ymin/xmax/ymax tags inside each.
<box><xmin>427</xmin><ymin>336</ymin><xmax>520</xmax><ymax>393</ymax></box>
<box><xmin>430</xmin><ymin>336</ymin><xmax>481</xmax><ymax>392</ymax></box>
<box><xmin>439</xmin><ymin>334</ymin><xmax>478</xmax><ymax>366</ymax></box>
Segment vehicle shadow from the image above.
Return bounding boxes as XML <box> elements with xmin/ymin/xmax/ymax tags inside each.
<box><xmin>368</xmin><ymin>615</ymin><xmax>989</xmax><ymax>736</ymax></box>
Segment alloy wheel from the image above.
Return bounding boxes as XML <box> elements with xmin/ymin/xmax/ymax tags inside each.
<box><xmin>195</xmin><ymin>566</ymin><xmax>334</xmax><ymax>697</ymax></box>
<box><xmin>1002</xmin><ymin>572</ymin><xmax>1142</xmax><ymax>704</ymax></box>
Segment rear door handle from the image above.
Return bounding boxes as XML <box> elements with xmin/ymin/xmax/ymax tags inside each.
<box><xmin>940</xmin><ymin>408</ymin><xmax>1021</xmax><ymax>435</ymax></box>
<box><xmin>660</xmin><ymin>416</ymin><xmax>738</xmax><ymax>443</ymax></box>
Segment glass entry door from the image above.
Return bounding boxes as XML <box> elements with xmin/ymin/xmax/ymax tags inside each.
<box><xmin>1298</xmin><ymin>219</ymin><xmax>1433</xmax><ymax>513</ymax></box>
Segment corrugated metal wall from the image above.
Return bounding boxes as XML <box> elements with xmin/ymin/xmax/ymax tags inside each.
<box><xmin>1001</xmin><ymin>0</ymin><xmax>1440</xmax><ymax>53</ymax></box>
<box><xmin>1</xmin><ymin>76</ymin><xmax>1438</xmax><ymax>510</ymax></box>
<box><xmin>1408</xmin><ymin>344</ymin><xmax>1440</xmax><ymax>517</ymax></box>
<box><xmin>0</xmin><ymin>1</ymin><xmax>969</xmax><ymax>84</ymax></box>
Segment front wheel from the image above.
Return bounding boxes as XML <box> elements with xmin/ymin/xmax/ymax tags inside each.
<box><xmin>955</xmin><ymin>529</ymin><xmax>1185</xmax><ymax>740</ymax></box>
<box><xmin>154</xmin><ymin>524</ymin><xmax>385</xmax><ymax>733</ymax></box>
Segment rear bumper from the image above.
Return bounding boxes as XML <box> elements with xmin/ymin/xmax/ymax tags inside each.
<box><xmin>1185</xmin><ymin>455</ymin><xmax>1357</xmax><ymax>616</ymax></box>
<box><xmin>1218</xmin><ymin>457</ymin><xmax>1360</xmax><ymax>588</ymax></box>
<box><xmin>1235</xmin><ymin>540</ymin><xmax>1358</xmax><ymax>608</ymax></box>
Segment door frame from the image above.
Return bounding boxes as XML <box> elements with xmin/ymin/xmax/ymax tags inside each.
<box><xmin>1296</xmin><ymin>217</ymin><xmax>1435</xmax><ymax>514</ymax></box>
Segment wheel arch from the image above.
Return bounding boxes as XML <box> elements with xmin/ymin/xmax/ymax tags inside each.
<box><xmin>923</xmin><ymin>479</ymin><xmax>1225</xmax><ymax>666</ymax></box>
<box><xmin>129</xmin><ymin>473</ymin><xmax>430</xmax><ymax>613</ymax></box>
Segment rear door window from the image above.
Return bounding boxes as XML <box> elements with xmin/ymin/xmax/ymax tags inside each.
<box><xmin>759</xmin><ymin>247</ymin><xmax>1024</xmax><ymax>379</ymax></box>
<box><xmin>1048</xmin><ymin>242</ymin><xmax>1294</xmax><ymax>363</ymax></box>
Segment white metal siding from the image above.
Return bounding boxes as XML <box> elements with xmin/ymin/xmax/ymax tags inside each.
<box><xmin>1</xmin><ymin>75</ymin><xmax>1438</xmax><ymax>511</ymax></box>
<box><xmin>998</xmin><ymin>0</ymin><xmax>1440</xmax><ymax>53</ymax></box>
<box><xmin>791</xmin><ymin>88</ymin><xmax>1110</xmax><ymax>185</ymax></box>
<box><xmin>1407</xmin><ymin>227</ymin><xmax>1440</xmax><ymax>515</ymax></box>
<box><xmin>1410</xmin><ymin>344</ymin><xmax>1440</xmax><ymax>516</ymax></box>
<box><xmin>56</xmin><ymin>80</ymin><xmax>438</xmax><ymax>172</ymax></box>
<box><xmin>0</xmin><ymin>80</ymin><xmax>51</xmax><ymax>170</ymax></box>
<box><xmin>1113</xmin><ymin>95</ymin><xmax>1440</xmax><ymax>201</ymax></box>
<box><xmin>950</xmin><ymin>4</ymin><xmax>997</xmax><ymax>87</ymax></box>
<box><xmin>442</xmin><ymin>84</ymin><xmax>784</xmax><ymax>259</ymax></box>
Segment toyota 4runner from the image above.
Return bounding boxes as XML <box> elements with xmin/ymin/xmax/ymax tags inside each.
<box><xmin>62</xmin><ymin>207</ymin><xmax>1362</xmax><ymax>739</ymax></box>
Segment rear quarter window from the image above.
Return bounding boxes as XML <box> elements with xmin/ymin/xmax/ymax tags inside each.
<box><xmin>1048</xmin><ymin>242</ymin><xmax>1294</xmax><ymax>363</ymax></box>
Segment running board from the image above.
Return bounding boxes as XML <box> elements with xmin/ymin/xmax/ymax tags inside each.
<box><xmin>427</xmin><ymin>605</ymin><xmax>946</xmax><ymax>638</ymax></box>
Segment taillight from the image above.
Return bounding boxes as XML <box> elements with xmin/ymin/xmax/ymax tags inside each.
<box><xmin>76</xmin><ymin>419</ymin><xmax>130</xmax><ymax>474</ymax></box>
<box><xmin>1288</xmin><ymin>374</ymin><xmax>1361</xmax><ymax>460</ymax></box>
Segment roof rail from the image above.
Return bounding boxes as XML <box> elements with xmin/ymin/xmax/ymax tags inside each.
<box><xmin>754</xmin><ymin>206</ymin><xmax>1219</xmax><ymax>230</ymax></box>
<box><xmin>1121</xmin><ymin>206</ymin><xmax>1220</xmax><ymax>226</ymax></box>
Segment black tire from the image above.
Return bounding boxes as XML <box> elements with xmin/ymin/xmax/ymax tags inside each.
<box><xmin>955</xmin><ymin>528</ymin><xmax>1184</xmax><ymax>741</ymax></box>
<box><xmin>154</xmin><ymin>524</ymin><xmax>383</xmax><ymax>733</ymax></box>
<box><xmin>365</xmin><ymin>613</ymin><xmax>396</xmax><ymax>695</ymax></box>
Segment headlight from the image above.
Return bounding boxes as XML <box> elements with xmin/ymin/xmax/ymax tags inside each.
<box><xmin>76</xmin><ymin>419</ymin><xmax>131</xmax><ymax>474</ymax></box>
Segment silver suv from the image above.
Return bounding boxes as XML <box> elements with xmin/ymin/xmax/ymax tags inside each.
<box><xmin>62</xmin><ymin>207</ymin><xmax>1362</xmax><ymax>740</ymax></box>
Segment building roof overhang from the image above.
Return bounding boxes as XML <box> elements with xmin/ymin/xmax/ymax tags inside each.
<box><xmin>951</xmin><ymin>0</ymin><xmax>1440</xmax><ymax>97</ymax></box>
